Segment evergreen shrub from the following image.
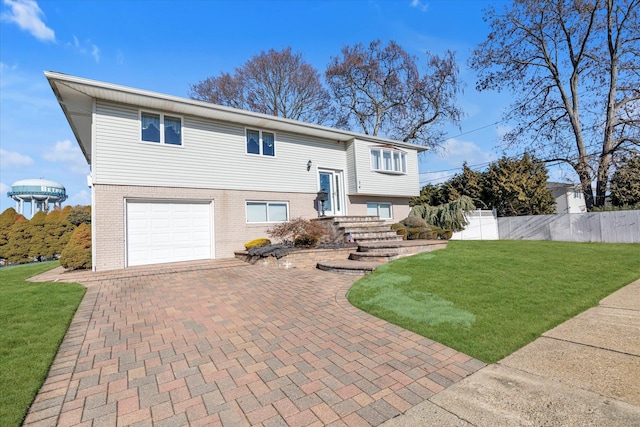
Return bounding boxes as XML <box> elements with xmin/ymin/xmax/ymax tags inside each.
<box><xmin>60</xmin><ymin>223</ymin><xmax>91</xmax><ymax>270</ymax></box>
<box><xmin>244</xmin><ymin>238</ymin><xmax>271</xmax><ymax>250</ymax></box>
<box><xmin>294</xmin><ymin>234</ymin><xmax>319</xmax><ymax>248</ymax></box>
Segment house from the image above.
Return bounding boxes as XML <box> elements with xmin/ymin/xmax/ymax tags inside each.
<box><xmin>46</xmin><ymin>72</ymin><xmax>427</xmax><ymax>272</ymax></box>
<box><xmin>547</xmin><ymin>182</ymin><xmax>587</xmax><ymax>214</ymax></box>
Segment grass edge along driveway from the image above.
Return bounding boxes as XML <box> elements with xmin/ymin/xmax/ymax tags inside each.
<box><xmin>347</xmin><ymin>240</ymin><xmax>640</xmax><ymax>363</ymax></box>
<box><xmin>0</xmin><ymin>262</ymin><xmax>85</xmax><ymax>427</ymax></box>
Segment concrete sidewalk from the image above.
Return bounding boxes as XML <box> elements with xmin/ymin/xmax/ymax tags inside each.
<box><xmin>382</xmin><ymin>279</ymin><xmax>640</xmax><ymax>426</ymax></box>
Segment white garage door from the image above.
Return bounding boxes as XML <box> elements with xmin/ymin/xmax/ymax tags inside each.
<box><xmin>127</xmin><ymin>201</ymin><xmax>213</xmax><ymax>267</ymax></box>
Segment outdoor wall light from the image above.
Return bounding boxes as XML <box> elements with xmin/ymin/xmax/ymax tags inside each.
<box><xmin>317</xmin><ymin>189</ymin><xmax>328</xmax><ymax>217</ymax></box>
<box><xmin>307</xmin><ymin>160</ymin><xmax>312</xmax><ymax>171</ymax></box>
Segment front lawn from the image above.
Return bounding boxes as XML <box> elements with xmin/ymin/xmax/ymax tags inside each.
<box><xmin>347</xmin><ymin>240</ymin><xmax>640</xmax><ymax>363</ymax></box>
<box><xmin>0</xmin><ymin>262</ymin><xmax>85</xmax><ymax>427</ymax></box>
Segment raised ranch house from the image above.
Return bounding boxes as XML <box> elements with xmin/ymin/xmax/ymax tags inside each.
<box><xmin>46</xmin><ymin>72</ymin><xmax>427</xmax><ymax>271</ymax></box>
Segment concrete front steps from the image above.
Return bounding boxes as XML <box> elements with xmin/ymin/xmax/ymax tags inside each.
<box><xmin>317</xmin><ymin>215</ymin><xmax>448</xmax><ymax>275</ymax></box>
<box><xmin>328</xmin><ymin>216</ymin><xmax>404</xmax><ymax>244</ymax></box>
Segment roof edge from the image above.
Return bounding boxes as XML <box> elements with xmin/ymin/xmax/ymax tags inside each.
<box><xmin>44</xmin><ymin>71</ymin><xmax>429</xmax><ymax>152</ymax></box>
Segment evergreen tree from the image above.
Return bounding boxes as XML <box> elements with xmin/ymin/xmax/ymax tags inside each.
<box><xmin>27</xmin><ymin>211</ymin><xmax>49</xmax><ymax>261</ymax></box>
<box><xmin>5</xmin><ymin>215</ymin><xmax>32</xmax><ymax>264</ymax></box>
<box><xmin>0</xmin><ymin>208</ymin><xmax>18</xmax><ymax>261</ymax></box>
<box><xmin>45</xmin><ymin>208</ymin><xmax>74</xmax><ymax>258</ymax></box>
<box><xmin>610</xmin><ymin>155</ymin><xmax>640</xmax><ymax>208</ymax></box>
<box><xmin>442</xmin><ymin>162</ymin><xmax>487</xmax><ymax>208</ymax></box>
<box><xmin>484</xmin><ymin>154</ymin><xmax>556</xmax><ymax>217</ymax></box>
<box><xmin>409</xmin><ymin>184</ymin><xmax>446</xmax><ymax>207</ymax></box>
<box><xmin>67</xmin><ymin>205</ymin><xmax>91</xmax><ymax>226</ymax></box>
<box><xmin>60</xmin><ymin>223</ymin><xmax>92</xmax><ymax>270</ymax></box>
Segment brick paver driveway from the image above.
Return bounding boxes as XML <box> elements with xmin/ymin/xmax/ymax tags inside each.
<box><xmin>25</xmin><ymin>260</ymin><xmax>484</xmax><ymax>427</ymax></box>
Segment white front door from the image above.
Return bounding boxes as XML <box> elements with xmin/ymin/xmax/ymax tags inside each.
<box><xmin>318</xmin><ymin>169</ymin><xmax>345</xmax><ymax>216</ymax></box>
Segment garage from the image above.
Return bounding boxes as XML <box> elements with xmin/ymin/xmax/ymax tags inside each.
<box><xmin>126</xmin><ymin>201</ymin><xmax>213</xmax><ymax>267</ymax></box>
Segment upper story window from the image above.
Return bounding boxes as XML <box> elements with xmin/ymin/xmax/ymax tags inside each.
<box><xmin>370</xmin><ymin>147</ymin><xmax>406</xmax><ymax>174</ymax></box>
<box><xmin>141</xmin><ymin>112</ymin><xmax>182</xmax><ymax>146</ymax></box>
<box><xmin>246</xmin><ymin>129</ymin><xmax>275</xmax><ymax>157</ymax></box>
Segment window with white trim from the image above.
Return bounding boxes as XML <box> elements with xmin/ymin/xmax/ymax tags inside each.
<box><xmin>246</xmin><ymin>129</ymin><xmax>275</xmax><ymax>156</ymax></box>
<box><xmin>367</xmin><ymin>202</ymin><xmax>392</xmax><ymax>219</ymax></box>
<box><xmin>246</xmin><ymin>201</ymin><xmax>288</xmax><ymax>223</ymax></box>
<box><xmin>141</xmin><ymin>111</ymin><xmax>182</xmax><ymax>146</ymax></box>
<box><xmin>370</xmin><ymin>147</ymin><xmax>406</xmax><ymax>173</ymax></box>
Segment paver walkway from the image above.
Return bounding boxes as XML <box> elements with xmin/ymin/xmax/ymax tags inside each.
<box><xmin>24</xmin><ymin>260</ymin><xmax>484</xmax><ymax>426</ymax></box>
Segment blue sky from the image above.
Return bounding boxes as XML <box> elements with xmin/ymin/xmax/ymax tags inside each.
<box><xmin>1</xmin><ymin>0</ymin><xmax>554</xmax><ymax>216</ymax></box>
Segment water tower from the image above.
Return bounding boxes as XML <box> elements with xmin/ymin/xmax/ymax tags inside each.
<box><xmin>7</xmin><ymin>178</ymin><xmax>68</xmax><ymax>217</ymax></box>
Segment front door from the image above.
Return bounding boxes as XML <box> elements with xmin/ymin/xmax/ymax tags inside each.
<box><xmin>318</xmin><ymin>169</ymin><xmax>344</xmax><ymax>216</ymax></box>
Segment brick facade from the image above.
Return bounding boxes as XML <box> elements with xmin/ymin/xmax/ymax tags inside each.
<box><xmin>93</xmin><ymin>184</ymin><xmax>409</xmax><ymax>271</ymax></box>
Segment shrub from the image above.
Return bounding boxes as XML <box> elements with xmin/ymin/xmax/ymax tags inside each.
<box><xmin>396</xmin><ymin>228</ymin><xmax>408</xmax><ymax>239</ymax></box>
<box><xmin>267</xmin><ymin>217</ymin><xmax>326</xmax><ymax>245</ymax></box>
<box><xmin>390</xmin><ymin>223</ymin><xmax>407</xmax><ymax>239</ymax></box>
<box><xmin>418</xmin><ymin>230</ymin><xmax>436</xmax><ymax>240</ymax></box>
<box><xmin>294</xmin><ymin>234</ymin><xmax>319</xmax><ymax>248</ymax></box>
<box><xmin>67</xmin><ymin>205</ymin><xmax>91</xmax><ymax>226</ymax></box>
<box><xmin>244</xmin><ymin>238</ymin><xmax>271</xmax><ymax>250</ymax></box>
<box><xmin>60</xmin><ymin>223</ymin><xmax>91</xmax><ymax>270</ymax></box>
<box><xmin>401</xmin><ymin>216</ymin><xmax>429</xmax><ymax>229</ymax></box>
<box><xmin>406</xmin><ymin>227</ymin><xmax>425</xmax><ymax>240</ymax></box>
<box><xmin>439</xmin><ymin>229</ymin><xmax>453</xmax><ymax>240</ymax></box>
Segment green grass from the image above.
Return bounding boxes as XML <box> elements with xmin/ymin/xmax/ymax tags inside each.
<box><xmin>347</xmin><ymin>241</ymin><xmax>640</xmax><ymax>363</ymax></box>
<box><xmin>0</xmin><ymin>262</ymin><xmax>85</xmax><ymax>427</ymax></box>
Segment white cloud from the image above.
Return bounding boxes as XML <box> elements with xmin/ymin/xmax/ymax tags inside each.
<box><xmin>67</xmin><ymin>189</ymin><xmax>90</xmax><ymax>206</ymax></box>
<box><xmin>440</xmin><ymin>138</ymin><xmax>497</xmax><ymax>167</ymax></box>
<box><xmin>496</xmin><ymin>124</ymin><xmax>514</xmax><ymax>139</ymax></box>
<box><xmin>42</xmin><ymin>140</ymin><xmax>88</xmax><ymax>174</ymax></box>
<box><xmin>0</xmin><ymin>148</ymin><xmax>34</xmax><ymax>169</ymax></box>
<box><xmin>410</xmin><ymin>0</ymin><xmax>429</xmax><ymax>12</ymax></box>
<box><xmin>419</xmin><ymin>138</ymin><xmax>498</xmax><ymax>186</ymax></box>
<box><xmin>66</xmin><ymin>35</ymin><xmax>100</xmax><ymax>63</ymax></box>
<box><xmin>419</xmin><ymin>170</ymin><xmax>452</xmax><ymax>186</ymax></box>
<box><xmin>0</xmin><ymin>61</ymin><xmax>18</xmax><ymax>76</ymax></box>
<box><xmin>116</xmin><ymin>50</ymin><xmax>124</xmax><ymax>65</ymax></box>
<box><xmin>1</xmin><ymin>0</ymin><xmax>55</xmax><ymax>42</ymax></box>
<box><xmin>91</xmin><ymin>44</ymin><xmax>100</xmax><ymax>62</ymax></box>
<box><xmin>0</xmin><ymin>182</ymin><xmax>8</xmax><ymax>194</ymax></box>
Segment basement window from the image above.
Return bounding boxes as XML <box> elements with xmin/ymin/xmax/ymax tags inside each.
<box><xmin>367</xmin><ymin>202</ymin><xmax>392</xmax><ymax>219</ymax></box>
<box><xmin>246</xmin><ymin>201</ymin><xmax>288</xmax><ymax>223</ymax></box>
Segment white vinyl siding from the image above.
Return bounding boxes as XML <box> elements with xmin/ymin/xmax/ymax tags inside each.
<box><xmin>126</xmin><ymin>201</ymin><xmax>212</xmax><ymax>266</ymax></box>
<box><xmin>351</xmin><ymin>140</ymin><xmax>420</xmax><ymax>197</ymax></box>
<box><xmin>246</xmin><ymin>201</ymin><xmax>288</xmax><ymax>223</ymax></box>
<box><xmin>93</xmin><ymin>101</ymin><xmax>347</xmax><ymax>194</ymax></box>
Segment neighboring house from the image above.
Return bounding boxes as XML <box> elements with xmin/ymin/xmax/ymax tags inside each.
<box><xmin>46</xmin><ymin>72</ymin><xmax>426</xmax><ymax>271</ymax></box>
<box><xmin>547</xmin><ymin>182</ymin><xmax>587</xmax><ymax>214</ymax></box>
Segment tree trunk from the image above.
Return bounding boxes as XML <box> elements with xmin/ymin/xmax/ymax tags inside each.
<box><xmin>576</xmin><ymin>162</ymin><xmax>595</xmax><ymax>210</ymax></box>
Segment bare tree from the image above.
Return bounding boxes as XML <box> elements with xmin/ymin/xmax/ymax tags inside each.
<box><xmin>190</xmin><ymin>47</ymin><xmax>332</xmax><ymax>124</ymax></box>
<box><xmin>325</xmin><ymin>40</ymin><xmax>463</xmax><ymax>148</ymax></box>
<box><xmin>470</xmin><ymin>0</ymin><xmax>640</xmax><ymax>209</ymax></box>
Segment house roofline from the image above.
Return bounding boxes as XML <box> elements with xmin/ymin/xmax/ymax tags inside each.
<box><xmin>45</xmin><ymin>71</ymin><xmax>429</xmax><ymax>163</ymax></box>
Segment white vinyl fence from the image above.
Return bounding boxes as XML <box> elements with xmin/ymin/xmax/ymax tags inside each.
<box><xmin>497</xmin><ymin>210</ymin><xmax>640</xmax><ymax>243</ymax></box>
<box><xmin>451</xmin><ymin>209</ymin><xmax>499</xmax><ymax>240</ymax></box>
